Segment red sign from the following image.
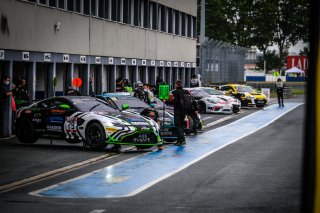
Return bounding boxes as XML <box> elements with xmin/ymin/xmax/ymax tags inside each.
<box><xmin>287</xmin><ymin>56</ymin><xmax>309</xmax><ymax>75</ymax></box>
<box><xmin>72</xmin><ymin>78</ymin><xmax>82</xmax><ymax>87</ymax></box>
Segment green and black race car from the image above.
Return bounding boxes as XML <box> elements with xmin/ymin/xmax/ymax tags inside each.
<box><xmin>15</xmin><ymin>96</ymin><xmax>162</xmax><ymax>150</ymax></box>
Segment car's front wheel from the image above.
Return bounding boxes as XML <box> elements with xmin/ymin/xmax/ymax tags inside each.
<box><xmin>85</xmin><ymin>122</ymin><xmax>107</xmax><ymax>150</ymax></box>
<box><xmin>198</xmin><ymin>102</ymin><xmax>206</xmax><ymax>113</ymax></box>
<box><xmin>16</xmin><ymin>118</ymin><xmax>38</xmax><ymax>144</ymax></box>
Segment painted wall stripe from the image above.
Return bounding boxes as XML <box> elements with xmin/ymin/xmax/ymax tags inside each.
<box><xmin>30</xmin><ymin>103</ymin><xmax>303</xmax><ymax>198</ymax></box>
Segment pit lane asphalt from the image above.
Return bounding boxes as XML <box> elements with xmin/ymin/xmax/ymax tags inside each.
<box><xmin>0</xmin><ymin>96</ymin><xmax>304</xmax><ymax>212</ymax></box>
<box><xmin>0</xmin><ymin>103</ymin><xmax>268</xmax><ymax>188</ymax></box>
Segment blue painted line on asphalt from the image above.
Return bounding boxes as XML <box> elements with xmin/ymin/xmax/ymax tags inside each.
<box><xmin>30</xmin><ymin>103</ymin><xmax>302</xmax><ymax>198</ymax></box>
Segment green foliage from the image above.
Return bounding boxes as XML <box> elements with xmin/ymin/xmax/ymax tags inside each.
<box><xmin>256</xmin><ymin>50</ymin><xmax>281</xmax><ymax>71</ymax></box>
<box><xmin>201</xmin><ymin>0</ymin><xmax>310</xmax><ymax>61</ymax></box>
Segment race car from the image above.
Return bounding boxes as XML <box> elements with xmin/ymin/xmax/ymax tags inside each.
<box><xmin>15</xmin><ymin>96</ymin><xmax>162</xmax><ymax>150</ymax></box>
<box><xmin>96</xmin><ymin>93</ymin><xmax>178</xmax><ymax>142</ymax></box>
<box><xmin>245</xmin><ymin>86</ymin><xmax>268</xmax><ymax>107</ymax></box>
<box><xmin>184</xmin><ymin>88</ymin><xmax>233</xmax><ymax>114</ymax></box>
<box><xmin>96</xmin><ymin>93</ymin><xmax>204</xmax><ymax>141</ymax></box>
<box><xmin>219</xmin><ymin>84</ymin><xmax>256</xmax><ymax>108</ymax></box>
<box><xmin>198</xmin><ymin>87</ymin><xmax>241</xmax><ymax>113</ymax></box>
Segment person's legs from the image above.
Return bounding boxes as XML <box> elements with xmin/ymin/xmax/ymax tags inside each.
<box><xmin>189</xmin><ymin>112</ymin><xmax>199</xmax><ymax>135</ymax></box>
<box><xmin>277</xmin><ymin>93</ymin><xmax>281</xmax><ymax>107</ymax></box>
<box><xmin>174</xmin><ymin>113</ymin><xmax>185</xmax><ymax>145</ymax></box>
<box><xmin>280</xmin><ymin>93</ymin><xmax>284</xmax><ymax>106</ymax></box>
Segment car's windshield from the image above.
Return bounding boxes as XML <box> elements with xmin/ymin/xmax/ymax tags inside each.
<box><xmin>111</xmin><ymin>96</ymin><xmax>150</xmax><ymax>109</ymax></box>
<box><xmin>235</xmin><ymin>86</ymin><xmax>253</xmax><ymax>93</ymax></box>
<box><xmin>201</xmin><ymin>88</ymin><xmax>224</xmax><ymax>95</ymax></box>
<box><xmin>188</xmin><ymin>89</ymin><xmax>210</xmax><ymax>98</ymax></box>
<box><xmin>71</xmin><ymin>98</ymin><xmax>118</xmax><ymax>112</ymax></box>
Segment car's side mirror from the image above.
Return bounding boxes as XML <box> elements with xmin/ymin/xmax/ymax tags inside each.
<box><xmin>121</xmin><ymin>104</ymin><xmax>129</xmax><ymax>110</ymax></box>
<box><xmin>58</xmin><ymin>104</ymin><xmax>71</xmax><ymax>110</ymax></box>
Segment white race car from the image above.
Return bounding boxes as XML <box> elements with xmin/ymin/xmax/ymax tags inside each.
<box><xmin>184</xmin><ymin>88</ymin><xmax>233</xmax><ymax>114</ymax></box>
<box><xmin>199</xmin><ymin>87</ymin><xmax>241</xmax><ymax>113</ymax></box>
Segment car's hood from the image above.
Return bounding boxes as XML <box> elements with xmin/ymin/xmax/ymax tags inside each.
<box><xmin>250</xmin><ymin>93</ymin><xmax>266</xmax><ymax>99</ymax></box>
<box><xmin>94</xmin><ymin>111</ymin><xmax>153</xmax><ymax>127</ymax></box>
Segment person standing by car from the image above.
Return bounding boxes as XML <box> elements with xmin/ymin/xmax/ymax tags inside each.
<box><xmin>0</xmin><ymin>75</ymin><xmax>13</xmax><ymax>137</ymax></box>
<box><xmin>13</xmin><ymin>78</ymin><xmax>29</xmax><ymax>109</ymax></box>
<box><xmin>275</xmin><ymin>78</ymin><xmax>284</xmax><ymax>107</ymax></box>
<box><xmin>143</xmin><ymin>84</ymin><xmax>155</xmax><ymax>104</ymax></box>
<box><xmin>172</xmin><ymin>80</ymin><xmax>186</xmax><ymax>146</ymax></box>
<box><xmin>186</xmin><ymin>92</ymin><xmax>200</xmax><ymax>135</ymax></box>
<box><xmin>190</xmin><ymin>75</ymin><xmax>199</xmax><ymax>88</ymax></box>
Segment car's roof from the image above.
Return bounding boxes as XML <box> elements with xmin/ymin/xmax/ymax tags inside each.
<box><xmin>184</xmin><ymin>87</ymin><xmax>202</xmax><ymax>90</ymax></box>
<box><xmin>48</xmin><ymin>96</ymin><xmax>97</xmax><ymax>101</ymax></box>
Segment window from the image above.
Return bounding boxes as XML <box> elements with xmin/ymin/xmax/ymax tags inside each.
<box><xmin>39</xmin><ymin>0</ymin><xmax>47</xmax><ymax>5</ymax></box>
<box><xmin>149</xmin><ymin>2</ymin><xmax>157</xmax><ymax>30</ymax></box>
<box><xmin>187</xmin><ymin>14</ymin><xmax>191</xmax><ymax>37</ymax></box>
<box><xmin>159</xmin><ymin>4</ymin><xmax>166</xmax><ymax>32</ymax></box>
<box><xmin>28</xmin><ymin>0</ymin><xmax>36</xmax><ymax>2</ymax></box>
<box><xmin>58</xmin><ymin>0</ymin><xmax>65</xmax><ymax>9</ymax></box>
<box><xmin>67</xmin><ymin>0</ymin><xmax>74</xmax><ymax>11</ymax></box>
<box><xmin>91</xmin><ymin>0</ymin><xmax>97</xmax><ymax>16</ymax></box>
<box><xmin>143</xmin><ymin>0</ymin><xmax>149</xmax><ymax>28</ymax></box>
<box><xmin>123</xmin><ymin>0</ymin><xmax>131</xmax><ymax>24</ymax></box>
<box><xmin>192</xmin><ymin>16</ymin><xmax>197</xmax><ymax>38</ymax></box>
<box><xmin>117</xmin><ymin>0</ymin><xmax>123</xmax><ymax>22</ymax></box>
<box><xmin>111</xmin><ymin>0</ymin><xmax>117</xmax><ymax>21</ymax></box>
<box><xmin>75</xmin><ymin>0</ymin><xmax>81</xmax><ymax>13</ymax></box>
<box><xmin>174</xmin><ymin>10</ymin><xmax>180</xmax><ymax>35</ymax></box>
<box><xmin>167</xmin><ymin>8</ymin><xmax>173</xmax><ymax>34</ymax></box>
<box><xmin>83</xmin><ymin>0</ymin><xmax>90</xmax><ymax>15</ymax></box>
<box><xmin>104</xmin><ymin>0</ymin><xmax>110</xmax><ymax>19</ymax></box>
<box><xmin>133</xmin><ymin>0</ymin><xmax>140</xmax><ymax>26</ymax></box>
<box><xmin>181</xmin><ymin>12</ymin><xmax>186</xmax><ymax>36</ymax></box>
<box><xmin>98</xmin><ymin>0</ymin><xmax>105</xmax><ymax>18</ymax></box>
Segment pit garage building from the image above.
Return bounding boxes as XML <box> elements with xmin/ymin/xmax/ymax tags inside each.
<box><xmin>0</xmin><ymin>0</ymin><xmax>197</xmax><ymax>137</ymax></box>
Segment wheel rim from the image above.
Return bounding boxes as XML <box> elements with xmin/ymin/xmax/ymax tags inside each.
<box><xmin>87</xmin><ymin>126</ymin><xmax>101</xmax><ymax>145</ymax></box>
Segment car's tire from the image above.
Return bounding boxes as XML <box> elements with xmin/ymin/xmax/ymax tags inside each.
<box><xmin>85</xmin><ymin>122</ymin><xmax>107</xmax><ymax>150</ymax></box>
<box><xmin>198</xmin><ymin>102</ymin><xmax>206</xmax><ymax>113</ymax></box>
<box><xmin>135</xmin><ymin>145</ymin><xmax>153</xmax><ymax>149</ymax></box>
<box><xmin>16</xmin><ymin>118</ymin><xmax>38</xmax><ymax>144</ymax></box>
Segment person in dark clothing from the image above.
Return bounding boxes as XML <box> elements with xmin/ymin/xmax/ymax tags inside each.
<box><xmin>186</xmin><ymin>92</ymin><xmax>200</xmax><ymax>135</ymax></box>
<box><xmin>66</xmin><ymin>87</ymin><xmax>81</xmax><ymax>96</ymax></box>
<box><xmin>275</xmin><ymin>78</ymin><xmax>284</xmax><ymax>107</ymax></box>
<box><xmin>116</xmin><ymin>77</ymin><xmax>123</xmax><ymax>92</ymax></box>
<box><xmin>172</xmin><ymin>80</ymin><xmax>186</xmax><ymax>146</ymax></box>
<box><xmin>12</xmin><ymin>78</ymin><xmax>29</xmax><ymax>108</ymax></box>
<box><xmin>0</xmin><ymin>75</ymin><xmax>13</xmax><ymax>137</ymax></box>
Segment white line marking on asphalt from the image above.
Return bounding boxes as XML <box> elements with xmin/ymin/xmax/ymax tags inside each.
<box><xmin>0</xmin><ymin>153</ymin><xmax>118</xmax><ymax>193</ymax></box>
<box><xmin>125</xmin><ymin>103</ymin><xmax>303</xmax><ymax>197</ymax></box>
<box><xmin>89</xmin><ymin>210</ymin><xmax>105</xmax><ymax>213</ymax></box>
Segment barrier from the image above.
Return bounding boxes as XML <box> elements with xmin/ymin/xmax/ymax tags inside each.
<box><xmin>246</xmin><ymin>76</ymin><xmax>266</xmax><ymax>81</ymax></box>
<box><xmin>283</xmin><ymin>87</ymin><xmax>293</xmax><ymax>99</ymax></box>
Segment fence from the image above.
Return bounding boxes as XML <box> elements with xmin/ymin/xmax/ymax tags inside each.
<box><xmin>198</xmin><ymin>39</ymin><xmax>248</xmax><ymax>84</ymax></box>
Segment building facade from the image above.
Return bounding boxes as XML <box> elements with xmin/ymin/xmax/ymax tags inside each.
<box><xmin>0</xmin><ymin>0</ymin><xmax>197</xmax><ymax>137</ymax></box>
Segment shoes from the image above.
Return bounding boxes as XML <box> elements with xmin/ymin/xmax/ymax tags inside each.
<box><xmin>194</xmin><ymin>130</ymin><xmax>197</xmax><ymax>135</ymax></box>
<box><xmin>157</xmin><ymin>145</ymin><xmax>164</xmax><ymax>150</ymax></box>
<box><xmin>175</xmin><ymin>140</ymin><xmax>186</xmax><ymax>146</ymax></box>
<box><xmin>282</xmin><ymin>105</ymin><xmax>284</xmax><ymax>107</ymax></box>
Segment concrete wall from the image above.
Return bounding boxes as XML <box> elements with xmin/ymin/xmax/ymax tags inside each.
<box><xmin>0</xmin><ymin>0</ymin><xmax>197</xmax><ymax>62</ymax></box>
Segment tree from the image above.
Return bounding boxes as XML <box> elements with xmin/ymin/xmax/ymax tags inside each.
<box><xmin>272</xmin><ymin>0</ymin><xmax>310</xmax><ymax>66</ymax></box>
<box><xmin>256</xmin><ymin>50</ymin><xmax>282</xmax><ymax>72</ymax></box>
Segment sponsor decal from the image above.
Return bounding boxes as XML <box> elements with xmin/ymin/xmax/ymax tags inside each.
<box><xmin>51</xmin><ymin>109</ymin><xmax>65</xmax><ymax>114</ymax></box>
<box><xmin>46</xmin><ymin>125</ymin><xmax>62</xmax><ymax>132</ymax></box>
<box><xmin>24</xmin><ymin>110</ymin><xmax>32</xmax><ymax>114</ymax></box>
<box><xmin>35</xmin><ymin>129</ymin><xmax>45</xmax><ymax>132</ymax></box>
<box><xmin>47</xmin><ymin>116</ymin><xmax>64</xmax><ymax>123</ymax></box>
<box><xmin>32</xmin><ymin>118</ymin><xmax>42</xmax><ymax>123</ymax></box>
<box><xmin>106</xmin><ymin>127</ymin><xmax>118</xmax><ymax>132</ymax></box>
<box><xmin>133</xmin><ymin>134</ymin><xmax>150</xmax><ymax>143</ymax></box>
